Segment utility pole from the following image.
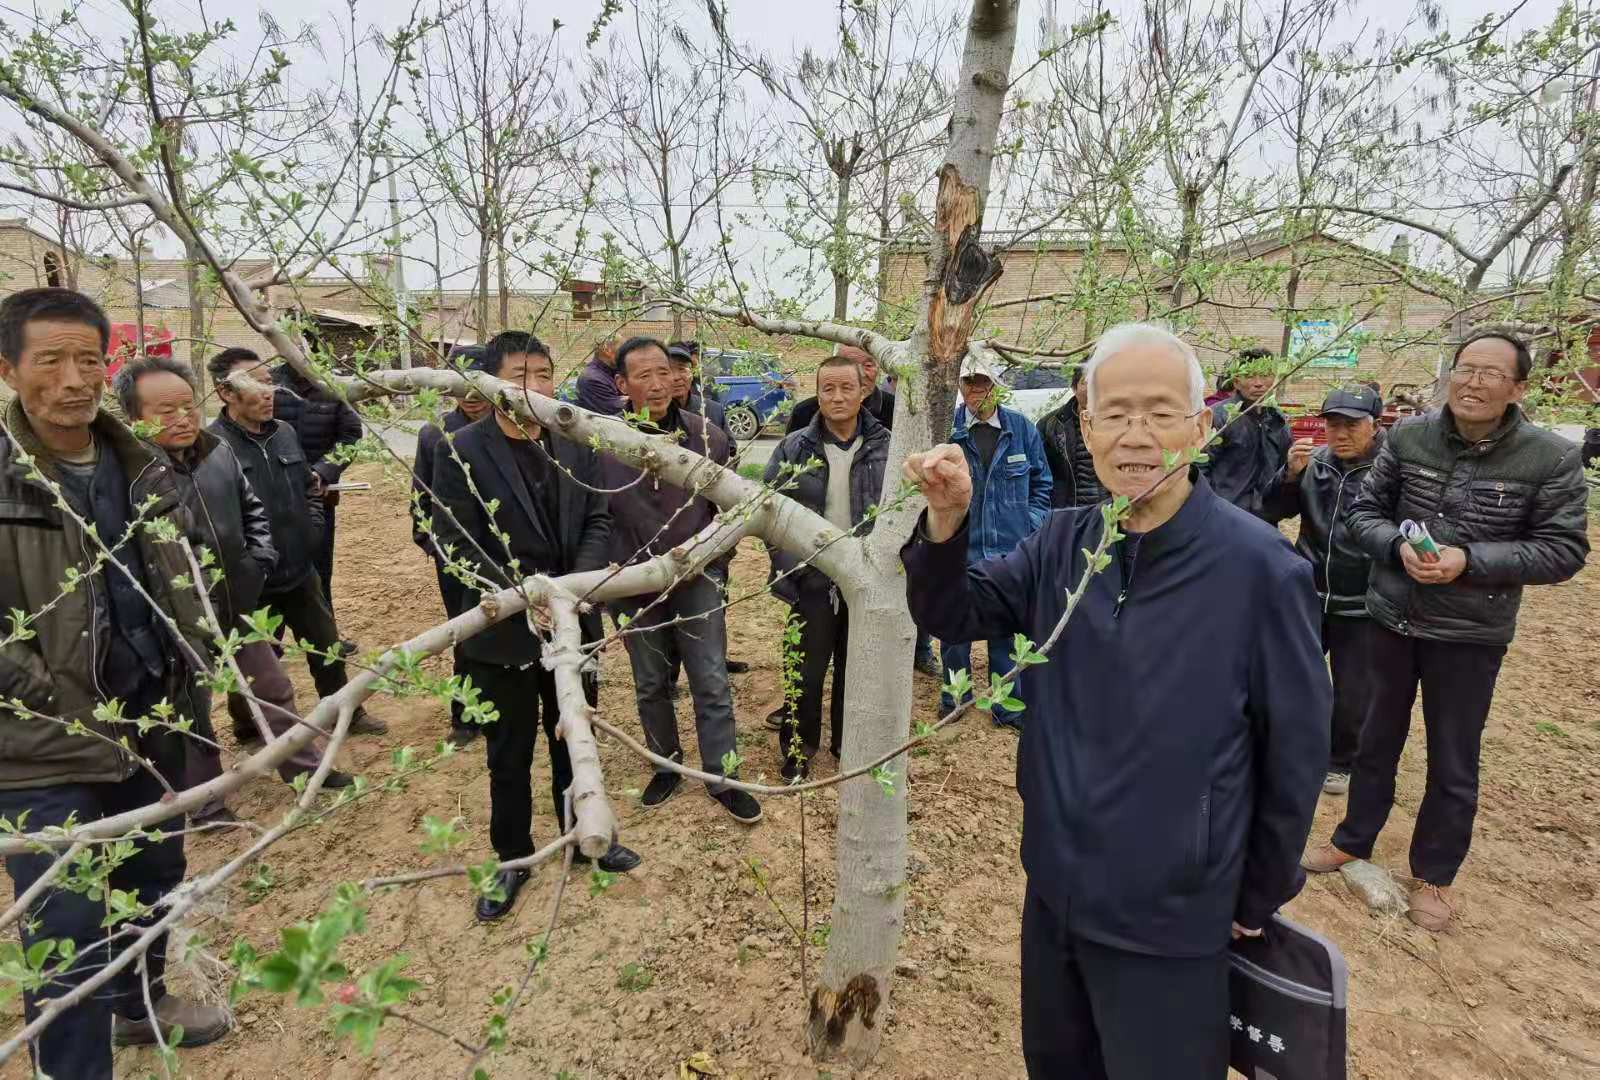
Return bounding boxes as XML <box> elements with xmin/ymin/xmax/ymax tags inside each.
<box><xmin>385</xmin><ymin>155</ymin><xmax>412</xmax><ymax>369</ymax></box>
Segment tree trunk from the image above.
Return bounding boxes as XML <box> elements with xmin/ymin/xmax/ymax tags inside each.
<box><xmin>831</xmin><ymin>153</ymin><xmax>855</xmax><ymax>322</ymax></box>
<box><xmin>496</xmin><ymin>232</ymin><xmax>510</xmax><ymax>331</ymax></box>
<box><xmin>186</xmin><ymin>241</ymin><xmax>207</xmax><ymax>404</ymax></box>
<box><xmin>1169</xmin><ymin>186</ymin><xmax>1201</xmax><ymax>309</ymax></box>
<box><xmin>475</xmin><ymin>217</ymin><xmax>491</xmax><ymax>338</ymax></box>
<box><xmin>874</xmin><ymin>158</ymin><xmax>893</xmax><ymax>327</ymax></box>
<box><xmin>807</xmin><ymin>1</ymin><xmax>1020</xmax><ymax>1066</ymax></box>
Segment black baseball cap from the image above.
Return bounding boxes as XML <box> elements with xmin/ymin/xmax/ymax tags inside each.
<box><xmin>666</xmin><ymin>343</ymin><xmax>693</xmax><ymax>363</ymax></box>
<box><xmin>1320</xmin><ymin>385</ymin><xmax>1382</xmax><ymax>420</ymax></box>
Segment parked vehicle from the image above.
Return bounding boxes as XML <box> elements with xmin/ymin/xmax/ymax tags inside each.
<box><xmin>996</xmin><ymin>363</ymin><xmax>1074</xmax><ymax>422</ymax></box>
<box><xmin>105</xmin><ymin>323</ymin><xmax>175</xmax><ymax>380</ymax></box>
<box><xmin>699</xmin><ymin>348</ymin><xmax>792</xmax><ymax>441</ymax></box>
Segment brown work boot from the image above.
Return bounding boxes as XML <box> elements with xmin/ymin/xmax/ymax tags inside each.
<box><xmin>113</xmin><ymin>993</ymin><xmax>231</xmax><ymax>1047</ymax></box>
<box><xmin>1301</xmin><ymin>842</ymin><xmax>1357</xmax><ymax>874</ymax></box>
<box><xmin>1408</xmin><ymin>883</ymin><xmax>1456</xmax><ymax>932</ymax></box>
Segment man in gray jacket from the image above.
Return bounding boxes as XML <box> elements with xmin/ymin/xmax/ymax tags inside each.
<box><xmin>1304</xmin><ymin>332</ymin><xmax>1590</xmax><ymax>931</ymax></box>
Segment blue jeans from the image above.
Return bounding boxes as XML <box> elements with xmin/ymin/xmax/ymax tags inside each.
<box><xmin>0</xmin><ymin>720</ymin><xmax>187</xmax><ymax>1079</ymax></box>
<box><xmin>940</xmin><ymin>637</ymin><xmax>1028</xmax><ymax>725</ymax></box>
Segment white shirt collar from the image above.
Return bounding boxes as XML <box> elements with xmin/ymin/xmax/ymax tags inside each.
<box><xmin>967</xmin><ymin>409</ymin><xmax>1002</xmax><ymax>430</ymax></box>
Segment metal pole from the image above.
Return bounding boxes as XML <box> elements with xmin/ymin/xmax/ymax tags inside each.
<box><xmin>386</xmin><ymin>155</ymin><xmax>412</xmax><ymax>370</ymax></box>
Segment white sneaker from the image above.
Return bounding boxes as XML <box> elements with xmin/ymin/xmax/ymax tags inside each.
<box><xmin>1323</xmin><ymin>770</ymin><xmax>1351</xmax><ymax>795</ymax></box>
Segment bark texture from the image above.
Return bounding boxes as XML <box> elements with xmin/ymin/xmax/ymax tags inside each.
<box><xmin>805</xmin><ymin>1</ymin><xmax>1019</xmax><ymax>1065</ymax></box>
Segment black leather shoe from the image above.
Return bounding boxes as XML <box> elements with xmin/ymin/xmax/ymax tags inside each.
<box><xmin>573</xmin><ymin>842</ymin><xmax>642</xmax><ymax>873</ymax></box>
<box><xmin>640</xmin><ymin>770</ymin><xmax>682</xmax><ymax>809</ymax></box>
<box><xmin>447</xmin><ymin>726</ymin><xmax>478</xmax><ymax>748</ymax></box>
<box><xmin>474</xmin><ymin>868</ymin><xmax>530</xmax><ymax>922</ymax></box>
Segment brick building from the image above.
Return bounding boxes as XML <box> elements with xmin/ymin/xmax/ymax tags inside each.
<box><xmin>882</xmin><ymin>228</ymin><xmax>1462</xmax><ymax>400</ymax></box>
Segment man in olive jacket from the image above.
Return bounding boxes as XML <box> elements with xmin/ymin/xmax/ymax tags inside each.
<box><xmin>1304</xmin><ymin>332</ymin><xmax>1590</xmax><ymax>932</ymax></box>
<box><xmin>0</xmin><ymin>288</ymin><xmax>229</xmax><ymax>1076</ymax></box>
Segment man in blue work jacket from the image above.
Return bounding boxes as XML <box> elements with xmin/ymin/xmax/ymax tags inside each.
<box><xmin>903</xmin><ymin>322</ymin><xmax>1329</xmax><ymax>1080</ymax></box>
<box><xmin>937</xmin><ymin>351</ymin><xmax>1052</xmax><ymax>728</ymax></box>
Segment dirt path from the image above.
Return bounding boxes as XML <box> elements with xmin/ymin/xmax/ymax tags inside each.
<box><xmin>6</xmin><ymin>461</ymin><xmax>1596</xmax><ymax>1079</ymax></box>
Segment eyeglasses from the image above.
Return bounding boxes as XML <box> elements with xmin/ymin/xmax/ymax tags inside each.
<box><xmin>1449</xmin><ymin>366</ymin><xmax>1516</xmax><ymax>387</ymax></box>
<box><xmin>1083</xmin><ymin>408</ymin><xmax>1204</xmax><ymax>436</ymax></box>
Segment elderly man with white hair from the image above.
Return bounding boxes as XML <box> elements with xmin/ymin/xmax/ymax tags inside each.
<box><xmin>901</xmin><ymin>322</ymin><xmax>1330</xmax><ymax>1080</ymax></box>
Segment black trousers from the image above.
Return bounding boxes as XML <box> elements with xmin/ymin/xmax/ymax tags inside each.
<box><xmin>434</xmin><ymin>563</ymin><xmax>471</xmax><ymax>734</ymax></box>
<box><xmin>1322</xmin><ymin>615</ymin><xmax>1371</xmax><ymax>772</ymax></box>
<box><xmin>0</xmin><ymin>724</ymin><xmax>187</xmax><ymax>1079</ymax></box>
<box><xmin>1020</xmin><ymin>886</ymin><xmax>1229</xmax><ymax>1079</ymax></box>
<box><xmin>1332</xmin><ymin>621</ymin><xmax>1506</xmax><ymax>886</ymax></box>
<box><xmin>780</xmin><ymin>587</ymin><xmax>848</xmax><ymax>759</ymax></box>
<box><xmin>262</xmin><ymin>571</ymin><xmax>349</xmax><ymax>704</ymax></box>
<box><xmin>462</xmin><ymin>658</ymin><xmax>574</xmax><ymax>861</ymax></box>
<box><xmin>315</xmin><ymin>499</ymin><xmax>337</xmax><ymax>604</ymax></box>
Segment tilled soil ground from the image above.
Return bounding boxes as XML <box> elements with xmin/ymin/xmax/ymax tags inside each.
<box><xmin>7</xmin><ymin>462</ymin><xmax>1598</xmax><ymax>1079</ymax></box>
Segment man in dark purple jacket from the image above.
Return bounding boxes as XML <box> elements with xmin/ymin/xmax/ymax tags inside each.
<box><xmin>598</xmin><ymin>336</ymin><xmax>761</xmax><ymax>826</ymax></box>
<box><xmin>574</xmin><ymin>334</ymin><xmax>626</xmax><ymax>415</ymax></box>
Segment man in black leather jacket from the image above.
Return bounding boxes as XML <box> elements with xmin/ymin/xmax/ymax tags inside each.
<box><xmin>1304</xmin><ymin>333</ymin><xmax>1590</xmax><ymax>932</ymax></box>
<box><xmin>272</xmin><ymin>354</ymin><xmax>364</xmax><ymax>604</ymax></box>
<box><xmin>1262</xmin><ymin>386</ymin><xmax>1384</xmax><ymax>798</ymax></box>
<box><xmin>207</xmin><ymin>349</ymin><xmax>388</xmax><ymax>738</ymax></box>
<box><xmin>116</xmin><ymin>357</ymin><xmax>349</xmax><ymax>813</ymax></box>
<box><xmin>1201</xmin><ymin>346</ymin><xmax>1290</xmax><ymax>518</ymax></box>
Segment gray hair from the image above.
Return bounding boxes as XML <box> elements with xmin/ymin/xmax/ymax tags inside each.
<box><xmin>112</xmin><ymin>354</ymin><xmax>197</xmax><ymax>419</ymax></box>
<box><xmin>1082</xmin><ymin>322</ymin><xmax>1206</xmax><ymax>413</ymax></box>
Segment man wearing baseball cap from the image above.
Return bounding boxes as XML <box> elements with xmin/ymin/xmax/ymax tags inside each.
<box><xmin>1263</xmin><ymin>384</ymin><xmax>1384</xmax><ymax>797</ymax></box>
<box><xmin>936</xmin><ymin>351</ymin><xmax>1052</xmax><ymax>729</ymax></box>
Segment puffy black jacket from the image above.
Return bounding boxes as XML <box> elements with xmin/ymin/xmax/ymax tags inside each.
<box><xmin>1203</xmin><ymin>394</ymin><xmax>1290</xmax><ymax>519</ymax></box>
<box><xmin>272</xmin><ymin>365</ymin><xmax>364</xmax><ymax>485</ymax></box>
<box><xmin>1348</xmin><ymin>406</ymin><xmax>1590</xmax><ymax>646</ymax></box>
<box><xmin>209</xmin><ymin>412</ymin><xmax>326</xmax><ymax>594</ymax></box>
<box><xmin>598</xmin><ymin>403</ymin><xmax>731</xmax><ymax>576</ymax></box>
<box><xmin>1037</xmin><ymin>396</ymin><xmax>1106</xmax><ymax>509</ymax></box>
<box><xmin>169</xmin><ymin>429</ymin><xmax>278</xmax><ymax>631</ymax></box>
<box><xmin>1261</xmin><ymin>432</ymin><xmax>1382</xmax><ymax>618</ymax></box>
<box><xmin>411</xmin><ymin>407</ymin><xmax>474</xmax><ymax>554</ymax></box>
<box><xmin>761</xmin><ymin>412</ymin><xmax>891</xmax><ymax>604</ymax></box>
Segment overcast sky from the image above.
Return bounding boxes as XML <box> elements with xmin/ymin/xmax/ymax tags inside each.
<box><xmin>4</xmin><ymin>0</ymin><xmax>1574</xmax><ymax>318</ymax></box>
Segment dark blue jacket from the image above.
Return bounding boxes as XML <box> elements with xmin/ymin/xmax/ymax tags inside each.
<box><xmin>1202</xmin><ymin>393</ymin><xmax>1290</xmax><ymax>519</ymax></box>
<box><xmin>901</xmin><ymin>474</ymin><xmax>1330</xmax><ymax>956</ymax></box>
<box><xmin>950</xmin><ymin>403</ymin><xmax>1053</xmax><ymax>562</ymax></box>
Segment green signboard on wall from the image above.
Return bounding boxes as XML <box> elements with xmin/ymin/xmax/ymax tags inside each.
<box><xmin>1290</xmin><ymin>319</ymin><xmax>1362</xmax><ymax>369</ymax></box>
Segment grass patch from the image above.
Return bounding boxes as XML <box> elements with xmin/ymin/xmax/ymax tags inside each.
<box><xmin>1535</xmin><ymin>720</ymin><xmax>1569</xmax><ymax>738</ymax></box>
<box><xmin>616</xmin><ymin>961</ymin><xmax>654</xmax><ymax>992</ymax></box>
<box><xmin>737</xmin><ymin>462</ymin><xmax>765</xmax><ymax>482</ymax></box>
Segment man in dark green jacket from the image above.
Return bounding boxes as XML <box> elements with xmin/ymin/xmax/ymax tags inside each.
<box><xmin>1304</xmin><ymin>332</ymin><xmax>1590</xmax><ymax>932</ymax></box>
<box><xmin>0</xmin><ymin>288</ymin><xmax>229</xmax><ymax>1076</ymax></box>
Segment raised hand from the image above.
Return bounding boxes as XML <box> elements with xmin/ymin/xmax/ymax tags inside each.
<box><xmin>903</xmin><ymin>443</ymin><xmax>973</xmax><ymax>542</ymax></box>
